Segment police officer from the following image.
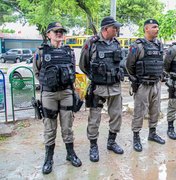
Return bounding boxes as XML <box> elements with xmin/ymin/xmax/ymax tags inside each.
<box><xmin>164</xmin><ymin>42</ymin><xmax>176</xmax><ymax>140</ymax></box>
<box><xmin>79</xmin><ymin>16</ymin><xmax>124</xmax><ymax>162</ymax></box>
<box><xmin>126</xmin><ymin>19</ymin><xmax>165</xmax><ymax>152</ymax></box>
<box><xmin>33</xmin><ymin>22</ymin><xmax>82</xmax><ymax>174</ymax></box>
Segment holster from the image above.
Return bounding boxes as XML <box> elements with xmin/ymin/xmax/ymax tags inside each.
<box><xmin>168</xmin><ymin>87</ymin><xmax>176</xmax><ymax>98</ymax></box>
<box><xmin>31</xmin><ymin>97</ymin><xmax>44</xmax><ymax>119</ymax></box>
<box><xmin>72</xmin><ymin>92</ymin><xmax>83</xmax><ymax>112</ymax></box>
<box><xmin>85</xmin><ymin>83</ymin><xmax>106</xmax><ymax>108</ymax></box>
<box><xmin>131</xmin><ymin>82</ymin><xmax>140</xmax><ymax>93</ymax></box>
<box><xmin>166</xmin><ymin>79</ymin><xmax>176</xmax><ymax>98</ymax></box>
<box><xmin>85</xmin><ymin>83</ymin><xmax>95</xmax><ymax>108</ymax></box>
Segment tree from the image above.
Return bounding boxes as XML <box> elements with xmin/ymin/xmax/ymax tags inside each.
<box><xmin>157</xmin><ymin>10</ymin><xmax>176</xmax><ymax>41</ymax></box>
<box><xmin>3</xmin><ymin>0</ymin><xmax>175</xmax><ymax>41</ymax></box>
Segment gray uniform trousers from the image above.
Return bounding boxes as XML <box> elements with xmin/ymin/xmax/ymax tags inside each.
<box><xmin>167</xmin><ymin>99</ymin><xmax>176</xmax><ymax>122</ymax></box>
<box><xmin>42</xmin><ymin>89</ymin><xmax>74</xmax><ymax>146</ymax></box>
<box><xmin>132</xmin><ymin>82</ymin><xmax>161</xmax><ymax>132</ymax></box>
<box><xmin>167</xmin><ymin>79</ymin><xmax>176</xmax><ymax>122</ymax></box>
<box><xmin>87</xmin><ymin>94</ymin><xmax>122</xmax><ymax>140</ymax></box>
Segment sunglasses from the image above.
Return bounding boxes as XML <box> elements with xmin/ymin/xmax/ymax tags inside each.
<box><xmin>52</xmin><ymin>30</ymin><xmax>64</xmax><ymax>34</ymax></box>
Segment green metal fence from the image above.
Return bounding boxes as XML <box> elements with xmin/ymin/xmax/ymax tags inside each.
<box><xmin>9</xmin><ymin>66</ymin><xmax>36</xmax><ymax>122</ymax></box>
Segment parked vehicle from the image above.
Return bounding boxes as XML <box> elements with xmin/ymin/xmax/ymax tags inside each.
<box><xmin>0</xmin><ymin>48</ymin><xmax>33</xmax><ymax>63</ymax></box>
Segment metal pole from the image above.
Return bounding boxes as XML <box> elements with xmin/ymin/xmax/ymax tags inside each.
<box><xmin>110</xmin><ymin>0</ymin><xmax>116</xmax><ymax>19</ymax></box>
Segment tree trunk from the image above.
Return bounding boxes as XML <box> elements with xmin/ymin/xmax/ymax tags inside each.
<box><xmin>75</xmin><ymin>0</ymin><xmax>97</xmax><ymax>35</ymax></box>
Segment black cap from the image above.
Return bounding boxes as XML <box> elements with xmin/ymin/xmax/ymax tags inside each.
<box><xmin>101</xmin><ymin>16</ymin><xmax>122</xmax><ymax>28</ymax></box>
<box><xmin>46</xmin><ymin>22</ymin><xmax>67</xmax><ymax>33</ymax></box>
<box><xmin>144</xmin><ymin>19</ymin><xmax>159</xmax><ymax>26</ymax></box>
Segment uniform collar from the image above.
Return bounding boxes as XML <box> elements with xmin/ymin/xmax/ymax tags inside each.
<box><xmin>99</xmin><ymin>32</ymin><xmax>116</xmax><ymax>44</ymax></box>
<box><xmin>144</xmin><ymin>37</ymin><xmax>160</xmax><ymax>46</ymax></box>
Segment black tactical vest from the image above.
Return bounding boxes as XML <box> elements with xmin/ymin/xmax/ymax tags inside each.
<box><xmin>170</xmin><ymin>44</ymin><xmax>176</xmax><ymax>73</ymax></box>
<box><xmin>90</xmin><ymin>38</ymin><xmax>122</xmax><ymax>85</ymax></box>
<box><xmin>135</xmin><ymin>38</ymin><xmax>163</xmax><ymax>79</ymax></box>
<box><xmin>39</xmin><ymin>44</ymin><xmax>75</xmax><ymax>88</ymax></box>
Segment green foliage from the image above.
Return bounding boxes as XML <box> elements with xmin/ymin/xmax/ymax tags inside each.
<box><xmin>0</xmin><ymin>0</ymin><xmax>24</xmax><ymax>25</ymax></box>
<box><xmin>0</xmin><ymin>136</ymin><xmax>8</xmax><ymax>141</ymax></box>
<box><xmin>157</xmin><ymin>10</ymin><xmax>176</xmax><ymax>40</ymax></box>
<box><xmin>0</xmin><ymin>29</ymin><xmax>15</xmax><ymax>33</ymax></box>
<box><xmin>0</xmin><ymin>0</ymin><xmax>175</xmax><ymax>41</ymax></box>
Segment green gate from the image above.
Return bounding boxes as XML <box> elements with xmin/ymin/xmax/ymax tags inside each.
<box><xmin>9</xmin><ymin>66</ymin><xmax>36</xmax><ymax>122</ymax></box>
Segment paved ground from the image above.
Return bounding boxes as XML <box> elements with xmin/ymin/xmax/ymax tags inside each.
<box><xmin>0</xmin><ymin>82</ymin><xmax>176</xmax><ymax>180</ymax></box>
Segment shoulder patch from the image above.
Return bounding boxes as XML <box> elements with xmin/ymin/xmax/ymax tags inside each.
<box><xmin>84</xmin><ymin>44</ymin><xmax>89</xmax><ymax>50</ymax></box>
<box><xmin>129</xmin><ymin>46</ymin><xmax>137</xmax><ymax>54</ymax></box>
<box><xmin>34</xmin><ymin>52</ymin><xmax>39</xmax><ymax>60</ymax></box>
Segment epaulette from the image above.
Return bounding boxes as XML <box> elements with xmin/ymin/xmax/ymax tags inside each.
<box><xmin>38</xmin><ymin>46</ymin><xmax>43</xmax><ymax>50</ymax></box>
<box><xmin>62</xmin><ymin>44</ymin><xmax>73</xmax><ymax>52</ymax></box>
<box><xmin>63</xmin><ymin>44</ymin><xmax>71</xmax><ymax>48</ymax></box>
<box><xmin>90</xmin><ymin>35</ymin><xmax>100</xmax><ymax>44</ymax></box>
<box><xmin>114</xmin><ymin>37</ymin><xmax>120</xmax><ymax>45</ymax></box>
<box><xmin>38</xmin><ymin>43</ymin><xmax>49</xmax><ymax>50</ymax></box>
<box><xmin>135</xmin><ymin>38</ymin><xmax>146</xmax><ymax>44</ymax></box>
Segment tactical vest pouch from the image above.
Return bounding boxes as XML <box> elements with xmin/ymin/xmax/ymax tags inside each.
<box><xmin>170</xmin><ymin>61</ymin><xmax>176</xmax><ymax>73</ymax></box>
<box><xmin>91</xmin><ymin>62</ymin><xmax>107</xmax><ymax>84</ymax></box>
<box><xmin>113</xmin><ymin>50</ymin><xmax>122</xmax><ymax>62</ymax></box>
<box><xmin>60</xmin><ymin>65</ymin><xmax>75</xmax><ymax>85</ymax></box>
<box><xmin>44</xmin><ymin>65</ymin><xmax>59</xmax><ymax>87</ymax></box>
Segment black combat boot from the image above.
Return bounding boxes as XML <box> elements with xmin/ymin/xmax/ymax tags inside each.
<box><xmin>65</xmin><ymin>143</ymin><xmax>82</xmax><ymax>167</ymax></box>
<box><xmin>107</xmin><ymin>131</ymin><xmax>124</xmax><ymax>154</ymax></box>
<box><xmin>42</xmin><ymin>144</ymin><xmax>55</xmax><ymax>174</ymax></box>
<box><xmin>133</xmin><ymin>132</ymin><xmax>142</xmax><ymax>152</ymax></box>
<box><xmin>148</xmin><ymin>128</ymin><xmax>165</xmax><ymax>144</ymax></box>
<box><xmin>167</xmin><ymin>121</ymin><xmax>176</xmax><ymax>140</ymax></box>
<box><xmin>89</xmin><ymin>139</ymin><xmax>99</xmax><ymax>162</ymax></box>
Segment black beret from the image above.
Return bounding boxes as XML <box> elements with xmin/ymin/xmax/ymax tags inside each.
<box><xmin>46</xmin><ymin>22</ymin><xmax>67</xmax><ymax>33</ymax></box>
<box><xmin>101</xmin><ymin>16</ymin><xmax>122</xmax><ymax>28</ymax></box>
<box><xmin>144</xmin><ymin>19</ymin><xmax>159</xmax><ymax>26</ymax></box>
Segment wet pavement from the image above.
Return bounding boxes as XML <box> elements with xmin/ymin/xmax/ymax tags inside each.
<box><xmin>0</xmin><ymin>82</ymin><xmax>176</xmax><ymax>180</ymax></box>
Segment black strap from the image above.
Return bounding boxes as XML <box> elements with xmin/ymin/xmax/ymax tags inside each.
<box><xmin>59</xmin><ymin>105</ymin><xmax>73</xmax><ymax>111</ymax></box>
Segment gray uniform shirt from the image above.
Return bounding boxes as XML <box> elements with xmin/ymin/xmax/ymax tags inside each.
<box><xmin>79</xmin><ymin>33</ymin><xmax>121</xmax><ymax>97</ymax></box>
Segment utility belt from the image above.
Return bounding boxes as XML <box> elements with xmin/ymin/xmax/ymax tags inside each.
<box><xmin>130</xmin><ymin>76</ymin><xmax>160</xmax><ymax>96</ymax></box>
<box><xmin>42</xmin><ymin>85</ymin><xmax>72</xmax><ymax>92</ymax></box>
<box><xmin>140</xmin><ymin>78</ymin><xmax>160</xmax><ymax>86</ymax></box>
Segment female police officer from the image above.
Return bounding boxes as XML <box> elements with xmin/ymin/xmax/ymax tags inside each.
<box><xmin>33</xmin><ymin>22</ymin><xmax>82</xmax><ymax>174</ymax></box>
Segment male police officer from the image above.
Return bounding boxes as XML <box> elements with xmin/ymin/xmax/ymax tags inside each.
<box><xmin>33</xmin><ymin>22</ymin><xmax>82</xmax><ymax>174</ymax></box>
<box><xmin>126</xmin><ymin>19</ymin><xmax>165</xmax><ymax>152</ymax></box>
<box><xmin>79</xmin><ymin>16</ymin><xmax>124</xmax><ymax>162</ymax></box>
<box><xmin>164</xmin><ymin>42</ymin><xmax>176</xmax><ymax>140</ymax></box>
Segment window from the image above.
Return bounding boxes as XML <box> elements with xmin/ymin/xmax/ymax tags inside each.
<box><xmin>23</xmin><ymin>50</ymin><xmax>31</xmax><ymax>54</ymax></box>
